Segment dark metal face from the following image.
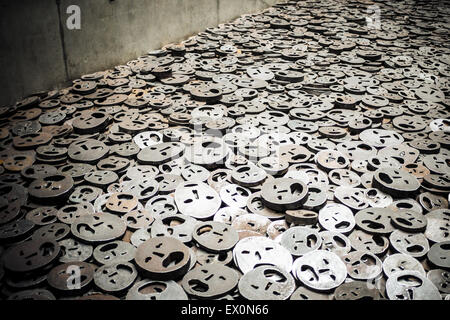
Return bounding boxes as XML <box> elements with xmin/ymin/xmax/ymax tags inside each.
<box><xmin>373</xmin><ymin>168</ymin><xmax>421</xmax><ymax>197</ymax></box>
<box><xmin>58</xmin><ymin>163</ymin><xmax>95</xmax><ymax>182</ymax></box>
<box><xmin>93</xmin><ymin>241</ymin><xmax>136</xmax><ymax>265</ymax></box>
<box><xmin>97</xmin><ymin>156</ymin><xmax>130</xmax><ymax>172</ymax></box>
<box><xmin>137</xmin><ymin>142</ymin><xmax>185</xmax><ymax>166</ymax></box>
<box><xmin>181</xmin><ymin>263</ymin><xmax>239</xmax><ymax>299</ymax></box>
<box><xmin>84</xmin><ymin>170</ymin><xmax>119</xmax><ymax>189</ymax></box>
<box><xmin>0</xmin><ymin>219</ymin><xmax>35</xmax><ymax>243</ymax></box>
<box><xmin>72</xmin><ymin>111</ymin><xmax>110</xmax><ymax>134</ymax></box>
<box><xmin>71</xmin><ymin>213</ymin><xmax>127</xmax><ymax>243</ymax></box>
<box><xmin>21</xmin><ymin>164</ymin><xmax>58</xmax><ymax>181</ymax></box>
<box><xmin>68</xmin><ymin>139</ymin><xmax>109</xmax><ymax>163</ymax></box>
<box><xmin>135</xmin><ymin>236</ymin><xmax>190</xmax><ymax>280</ymax></box>
<box><xmin>193</xmin><ymin>221</ymin><xmax>239</xmax><ymax>253</ymax></box>
<box><xmin>231</xmin><ymin>164</ymin><xmax>267</xmax><ymax>187</ymax></box>
<box><xmin>193</xmin><ymin>246</ymin><xmax>233</xmax><ymax>267</ymax></box>
<box><xmin>25</xmin><ymin>207</ymin><xmax>58</xmax><ymax>226</ymax></box>
<box><xmin>57</xmin><ymin>202</ymin><xmax>95</xmax><ymax>224</ymax></box>
<box><xmin>7</xmin><ymin>289</ymin><xmax>56</xmax><ymax>301</ymax></box>
<box><xmin>261</xmin><ymin>178</ymin><xmax>308</xmax><ymax>211</ymax></box>
<box><xmin>3</xmin><ymin>239</ymin><xmax>60</xmax><ymax>273</ymax></box>
<box><xmin>428</xmin><ymin>241</ymin><xmax>450</xmax><ymax>269</ymax></box>
<box><xmin>31</xmin><ymin>223</ymin><xmax>70</xmax><ymax>242</ymax></box>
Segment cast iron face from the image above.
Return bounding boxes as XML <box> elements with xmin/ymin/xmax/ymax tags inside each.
<box><xmin>135</xmin><ymin>237</ymin><xmax>191</xmax><ymax>280</ymax></box>
<box><xmin>261</xmin><ymin>178</ymin><xmax>309</xmax><ymax>211</ymax></box>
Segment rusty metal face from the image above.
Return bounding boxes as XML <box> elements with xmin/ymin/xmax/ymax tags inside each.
<box><xmin>261</xmin><ymin>178</ymin><xmax>308</xmax><ymax>211</ymax></box>
<box><xmin>135</xmin><ymin>236</ymin><xmax>190</xmax><ymax>280</ymax></box>
<box><xmin>428</xmin><ymin>241</ymin><xmax>450</xmax><ymax>269</ymax></box>
<box><xmin>25</xmin><ymin>207</ymin><xmax>58</xmax><ymax>226</ymax></box>
<box><xmin>57</xmin><ymin>202</ymin><xmax>95</xmax><ymax>224</ymax></box>
<box><xmin>28</xmin><ymin>174</ymin><xmax>74</xmax><ymax>205</ymax></box>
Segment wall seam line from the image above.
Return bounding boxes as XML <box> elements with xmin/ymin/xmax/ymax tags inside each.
<box><xmin>56</xmin><ymin>0</ymin><xmax>69</xmax><ymax>81</ymax></box>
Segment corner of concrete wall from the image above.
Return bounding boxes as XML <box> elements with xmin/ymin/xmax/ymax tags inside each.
<box><xmin>0</xmin><ymin>0</ymin><xmax>284</xmax><ymax>107</ymax></box>
<box><xmin>0</xmin><ymin>0</ymin><xmax>67</xmax><ymax>106</ymax></box>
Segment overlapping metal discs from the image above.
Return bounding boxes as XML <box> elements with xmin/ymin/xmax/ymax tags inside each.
<box><xmin>0</xmin><ymin>0</ymin><xmax>449</xmax><ymax>300</ymax></box>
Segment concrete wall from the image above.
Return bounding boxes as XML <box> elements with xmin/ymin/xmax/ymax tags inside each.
<box><xmin>0</xmin><ymin>0</ymin><xmax>282</xmax><ymax>107</ymax></box>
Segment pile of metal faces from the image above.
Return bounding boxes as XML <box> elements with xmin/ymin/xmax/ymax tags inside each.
<box><xmin>0</xmin><ymin>0</ymin><xmax>449</xmax><ymax>300</ymax></box>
